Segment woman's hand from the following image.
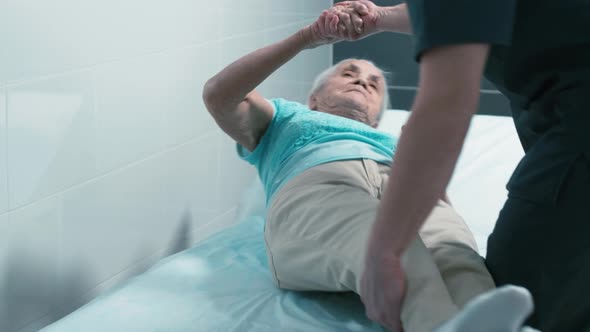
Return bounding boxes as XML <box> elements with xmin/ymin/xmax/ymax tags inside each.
<box><xmin>306</xmin><ymin>9</ymin><xmax>342</xmax><ymax>48</ymax></box>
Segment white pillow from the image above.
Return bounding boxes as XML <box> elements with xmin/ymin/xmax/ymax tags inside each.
<box><xmin>379</xmin><ymin>110</ymin><xmax>524</xmax><ymax>255</ymax></box>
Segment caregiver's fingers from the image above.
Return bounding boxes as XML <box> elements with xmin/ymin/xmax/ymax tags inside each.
<box><xmin>350</xmin><ymin>10</ymin><xmax>364</xmax><ymax>34</ymax></box>
<box><xmin>334</xmin><ymin>0</ymin><xmax>369</xmax><ymax>17</ymax></box>
<box><xmin>349</xmin><ymin>1</ymin><xmax>369</xmax><ymax>15</ymax></box>
<box><xmin>333</xmin><ymin>1</ymin><xmax>354</xmax><ymax>9</ymax></box>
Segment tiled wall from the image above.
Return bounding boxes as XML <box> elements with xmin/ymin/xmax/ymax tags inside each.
<box><xmin>0</xmin><ymin>1</ymin><xmax>333</xmax><ymax>331</ymax></box>
<box><xmin>334</xmin><ymin>0</ymin><xmax>511</xmax><ymax>116</ymax></box>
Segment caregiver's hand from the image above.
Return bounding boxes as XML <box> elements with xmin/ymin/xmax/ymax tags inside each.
<box><xmin>330</xmin><ymin>0</ymin><xmax>384</xmax><ymax>40</ymax></box>
<box><xmin>360</xmin><ymin>245</ymin><xmax>407</xmax><ymax>332</ymax></box>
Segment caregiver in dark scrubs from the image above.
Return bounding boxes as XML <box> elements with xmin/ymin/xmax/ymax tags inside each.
<box><xmin>330</xmin><ymin>1</ymin><xmax>590</xmax><ymax>331</ymax></box>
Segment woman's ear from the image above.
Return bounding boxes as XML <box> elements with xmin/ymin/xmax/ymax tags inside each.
<box><xmin>308</xmin><ymin>94</ymin><xmax>318</xmax><ymax>110</ymax></box>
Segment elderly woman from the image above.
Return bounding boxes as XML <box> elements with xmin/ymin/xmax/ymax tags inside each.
<box><xmin>202</xmin><ymin>6</ymin><xmax>534</xmax><ymax>332</ymax></box>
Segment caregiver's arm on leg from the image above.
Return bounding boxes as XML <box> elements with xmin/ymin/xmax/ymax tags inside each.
<box><xmin>202</xmin><ymin>10</ymin><xmax>341</xmax><ymax>151</ymax></box>
<box><xmin>362</xmin><ymin>44</ymin><xmax>490</xmax><ymax>331</ymax></box>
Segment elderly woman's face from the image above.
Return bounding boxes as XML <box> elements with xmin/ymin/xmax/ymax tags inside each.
<box><xmin>310</xmin><ymin>60</ymin><xmax>385</xmax><ymax>126</ymax></box>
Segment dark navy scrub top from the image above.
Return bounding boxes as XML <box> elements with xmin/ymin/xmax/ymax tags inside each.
<box><xmin>405</xmin><ymin>0</ymin><xmax>590</xmax><ymax>204</ymax></box>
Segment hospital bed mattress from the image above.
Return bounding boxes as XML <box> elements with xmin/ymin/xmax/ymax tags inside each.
<box><xmin>42</xmin><ymin>110</ymin><xmax>524</xmax><ymax>332</ymax></box>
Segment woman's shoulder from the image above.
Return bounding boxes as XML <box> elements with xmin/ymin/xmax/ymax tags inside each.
<box><xmin>270</xmin><ymin>98</ymin><xmax>311</xmax><ymax>113</ymax></box>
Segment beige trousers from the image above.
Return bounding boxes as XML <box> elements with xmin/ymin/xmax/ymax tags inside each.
<box><xmin>265</xmin><ymin>159</ymin><xmax>495</xmax><ymax>332</ymax></box>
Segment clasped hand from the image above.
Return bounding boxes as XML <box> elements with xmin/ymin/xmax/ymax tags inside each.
<box><xmin>308</xmin><ymin>0</ymin><xmax>383</xmax><ymax>47</ymax></box>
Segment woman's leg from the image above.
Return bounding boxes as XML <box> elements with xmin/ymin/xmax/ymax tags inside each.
<box><xmin>266</xmin><ymin>160</ymin><xmax>459</xmax><ymax>331</ymax></box>
<box><xmin>419</xmin><ymin>201</ymin><xmax>496</xmax><ymax>308</ymax></box>
<box><xmin>374</xmin><ymin>162</ymin><xmax>496</xmax><ymax>308</ymax></box>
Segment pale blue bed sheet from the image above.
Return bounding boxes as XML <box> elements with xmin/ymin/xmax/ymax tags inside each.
<box><xmin>41</xmin><ymin>216</ymin><xmax>383</xmax><ymax>332</ymax></box>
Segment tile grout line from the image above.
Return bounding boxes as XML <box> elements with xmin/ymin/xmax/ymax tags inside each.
<box><xmin>9</xmin><ymin>206</ymin><xmax>234</xmax><ymax>331</ymax></box>
<box><xmin>4</xmin><ymin>130</ymin><xmax>218</xmax><ymax>215</ymax></box>
<box><xmin>3</xmin><ymin>37</ymin><xmax>218</xmax><ymax>88</ymax></box>
<box><xmin>4</xmin><ymin>86</ymin><xmax>11</xmax><ymax>213</ymax></box>
<box><xmin>90</xmin><ymin>62</ymin><xmax>100</xmax><ymax>187</ymax></box>
<box><xmin>14</xmin><ymin>207</ymin><xmax>237</xmax><ymax>331</ymax></box>
<box><xmin>215</xmin><ymin>132</ymin><xmax>222</xmax><ymax>210</ymax></box>
<box><xmin>57</xmin><ymin>207</ymin><xmax>238</xmax><ymax>312</ymax></box>
<box><xmin>216</xmin><ymin>4</ymin><xmax>224</xmax><ymax>211</ymax></box>
<box><xmin>4</xmin><ymin>17</ymin><xmax>313</xmax><ymax>89</ymax></box>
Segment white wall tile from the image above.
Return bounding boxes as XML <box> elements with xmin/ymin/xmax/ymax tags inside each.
<box><xmin>265</xmin><ymin>23</ymin><xmax>314</xmax><ymax>82</ymax></box>
<box><xmin>221</xmin><ymin>9</ymin><xmax>268</xmax><ymax>39</ymax></box>
<box><xmin>267</xmin><ymin>0</ymin><xmax>340</xmax><ymax>17</ymax></box>
<box><xmin>162</xmin><ymin>43</ymin><xmax>221</xmax><ymax>147</ymax></box>
<box><xmin>92</xmin><ymin>59</ymin><xmax>167</xmax><ymax>173</ymax></box>
<box><xmin>266</xmin><ymin>13</ymin><xmax>316</xmax><ymax>29</ymax></box>
<box><xmin>304</xmin><ymin>0</ymin><xmax>335</xmax><ymax>14</ymax></box>
<box><xmin>220</xmin><ymin>33</ymin><xmax>268</xmax><ymax>70</ymax></box>
<box><xmin>0</xmin><ymin>198</ymin><xmax>60</xmax><ymax>332</ymax></box>
<box><xmin>93</xmin><ymin>42</ymin><xmax>223</xmax><ymax>173</ymax></box>
<box><xmin>0</xmin><ymin>89</ymin><xmax>8</xmax><ymax>213</ymax></box>
<box><xmin>0</xmin><ymin>0</ymin><xmax>221</xmax><ymax>84</ymax></box>
<box><xmin>6</xmin><ymin>73</ymin><xmax>97</xmax><ymax>209</ymax></box>
<box><xmin>60</xmin><ymin>155</ymin><xmax>170</xmax><ymax>293</ymax></box>
<box><xmin>299</xmin><ymin>46</ymin><xmax>333</xmax><ymax>83</ymax></box>
<box><xmin>221</xmin><ymin>0</ymin><xmax>266</xmax><ymax>11</ymax></box>
<box><xmin>268</xmin><ymin>1</ymin><xmax>306</xmax><ymax>14</ymax></box>
<box><xmin>269</xmin><ymin>0</ymin><xmax>332</xmax><ymax>14</ymax></box>
<box><xmin>161</xmin><ymin>133</ymin><xmax>225</xmax><ymax>233</ymax></box>
<box><xmin>263</xmin><ymin>14</ymin><xmax>329</xmax><ymax>83</ymax></box>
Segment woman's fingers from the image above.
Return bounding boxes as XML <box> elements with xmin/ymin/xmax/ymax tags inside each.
<box><xmin>328</xmin><ymin>13</ymin><xmax>339</xmax><ymax>35</ymax></box>
<box><xmin>338</xmin><ymin>11</ymin><xmax>355</xmax><ymax>35</ymax></box>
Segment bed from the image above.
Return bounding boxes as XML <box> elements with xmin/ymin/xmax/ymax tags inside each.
<box><xmin>41</xmin><ymin>110</ymin><xmax>524</xmax><ymax>332</ymax></box>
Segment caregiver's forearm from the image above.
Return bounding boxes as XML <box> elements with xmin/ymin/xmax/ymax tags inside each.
<box><xmin>377</xmin><ymin>4</ymin><xmax>412</xmax><ymax>35</ymax></box>
<box><xmin>203</xmin><ymin>27</ymin><xmax>316</xmax><ymax>110</ymax></box>
<box><xmin>370</xmin><ymin>100</ymin><xmax>472</xmax><ymax>255</ymax></box>
<box><xmin>368</xmin><ymin>43</ymin><xmax>488</xmax><ymax>256</ymax></box>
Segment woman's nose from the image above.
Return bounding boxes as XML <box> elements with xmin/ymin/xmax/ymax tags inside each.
<box><xmin>353</xmin><ymin>78</ymin><xmax>368</xmax><ymax>89</ymax></box>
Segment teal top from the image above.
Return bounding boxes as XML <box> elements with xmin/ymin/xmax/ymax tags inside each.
<box><xmin>237</xmin><ymin>98</ymin><xmax>398</xmax><ymax>204</ymax></box>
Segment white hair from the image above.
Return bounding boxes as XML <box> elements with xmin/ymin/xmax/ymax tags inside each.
<box><xmin>308</xmin><ymin>58</ymin><xmax>392</xmax><ymax>121</ymax></box>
